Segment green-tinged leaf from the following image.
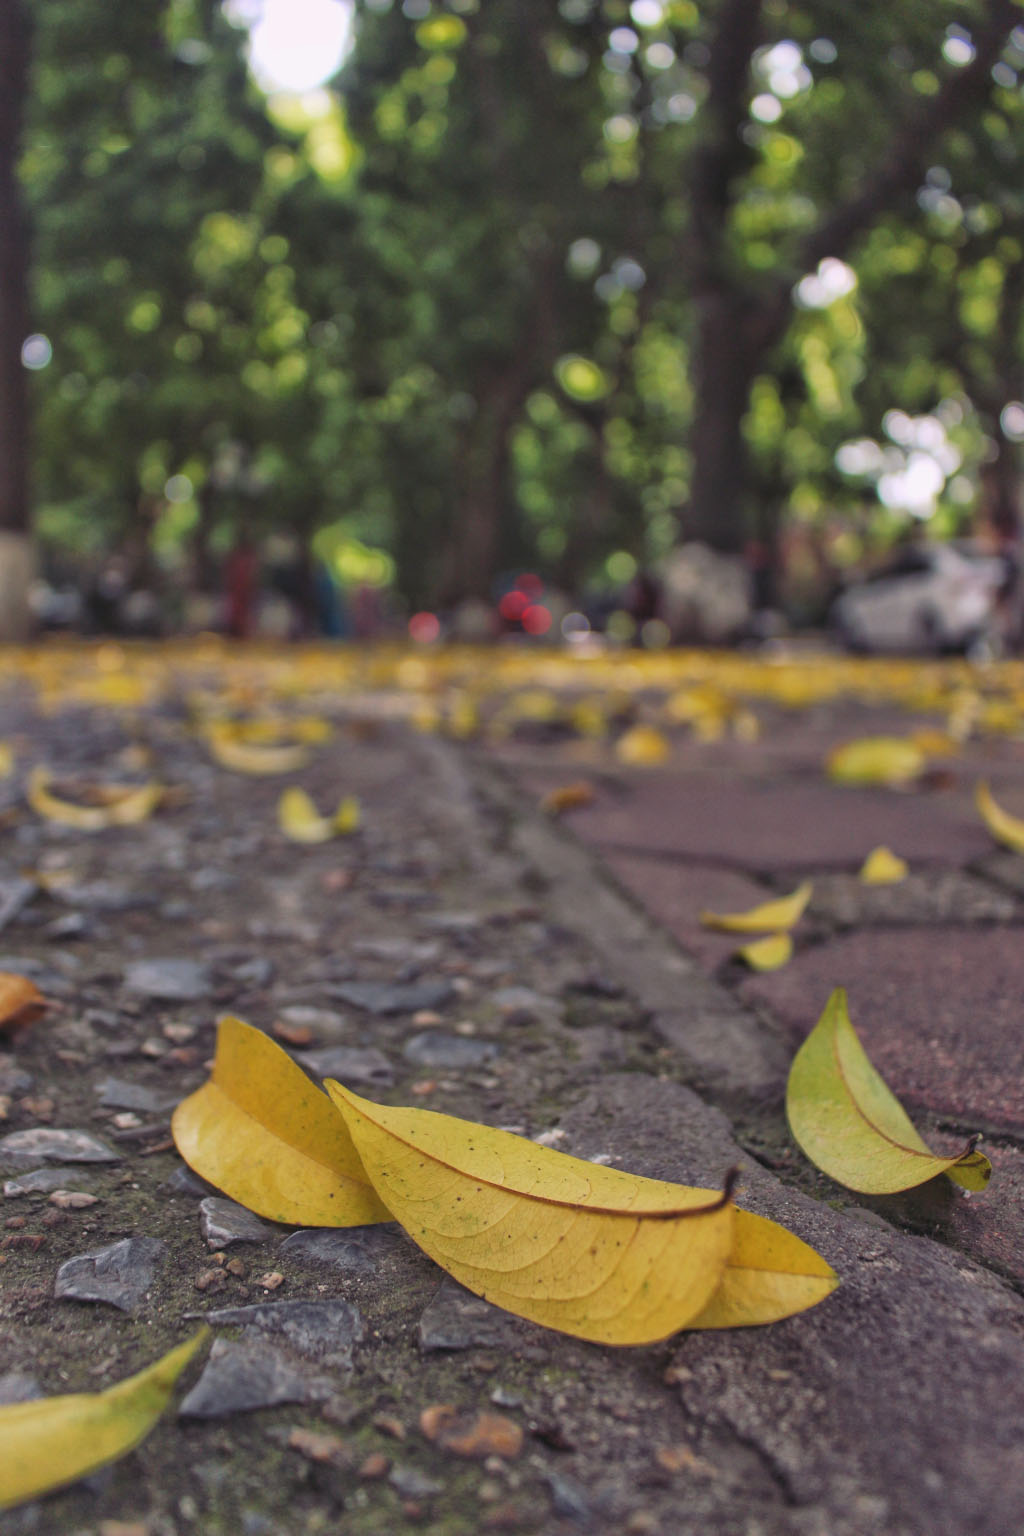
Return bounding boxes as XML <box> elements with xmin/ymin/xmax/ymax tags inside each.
<box><xmin>786</xmin><ymin>989</ymin><xmax>992</xmax><ymax>1194</ymax></box>
<box><xmin>171</xmin><ymin>1016</ymin><xmax>391</xmax><ymax>1226</ymax></box>
<box><xmin>326</xmin><ymin>1081</ymin><xmax>736</xmax><ymax>1345</ymax></box>
<box><xmin>736</xmin><ymin>933</ymin><xmax>793</xmax><ymax>970</ymax></box>
<box><xmin>975</xmin><ymin>780</ymin><xmax>1024</xmax><ymax>855</ymax></box>
<box><xmin>700</xmin><ymin>881</ymin><xmax>812</xmax><ymax>934</ymax></box>
<box><xmin>0</xmin><ymin>1330</ymin><xmax>208</xmax><ymax>1512</ymax></box>
<box><xmin>859</xmin><ymin>846</ymin><xmax>908</xmax><ymax>884</ymax></box>
<box><xmin>686</xmin><ymin>1209</ymin><xmax>837</xmax><ymax>1329</ymax></box>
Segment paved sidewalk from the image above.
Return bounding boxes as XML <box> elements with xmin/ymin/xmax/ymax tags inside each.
<box><xmin>0</xmin><ymin>656</ymin><xmax>1022</xmax><ymax>1536</ymax></box>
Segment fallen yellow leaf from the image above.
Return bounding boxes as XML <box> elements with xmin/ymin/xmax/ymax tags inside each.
<box><xmin>172</xmin><ymin>1017</ymin><xmax>390</xmax><ymax>1226</ymax></box>
<box><xmin>859</xmin><ymin>846</ymin><xmax>908</xmax><ymax>884</ymax></box>
<box><xmin>278</xmin><ymin>788</ymin><xmax>361</xmax><ymax>842</ymax></box>
<box><xmin>334</xmin><ymin>794</ymin><xmax>361</xmax><ymax>834</ymax></box>
<box><xmin>26</xmin><ymin>766</ymin><xmax>163</xmax><ymax>830</ymax></box>
<box><xmin>0</xmin><ymin>1330</ymin><xmax>208</xmax><ymax>1512</ymax></box>
<box><xmin>615</xmin><ymin>724</ymin><xmax>670</xmax><ymax>766</ymax></box>
<box><xmin>825</xmin><ymin>737</ymin><xmax>924</xmax><ymax>786</ymax></box>
<box><xmin>0</xmin><ymin>742</ymin><xmax>13</xmax><ymax>778</ymax></box>
<box><xmin>206</xmin><ymin>727</ymin><xmax>311</xmax><ymax>775</ymax></box>
<box><xmin>700</xmin><ymin>881</ymin><xmax>812</xmax><ymax>935</ymax></box>
<box><xmin>736</xmin><ymin>933</ymin><xmax>793</xmax><ymax>970</ymax></box>
<box><xmin>540</xmin><ymin>781</ymin><xmax>596</xmax><ymax>816</ymax></box>
<box><xmin>0</xmin><ymin>972</ymin><xmax>47</xmax><ymax>1036</ymax></box>
<box><xmin>975</xmin><ymin>780</ymin><xmax>1024</xmax><ymax>855</ymax></box>
<box><xmin>786</xmin><ymin>988</ymin><xmax>991</xmax><ymax>1194</ymax></box>
<box><xmin>326</xmin><ymin>1082</ymin><xmax>736</xmax><ymax>1345</ymax></box>
<box><xmin>686</xmin><ymin>1208</ymin><xmax>837</xmax><ymax>1329</ymax></box>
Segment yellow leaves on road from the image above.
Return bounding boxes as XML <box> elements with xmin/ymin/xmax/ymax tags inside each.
<box><xmin>858</xmin><ymin>846</ymin><xmax>909</xmax><ymax>884</ymax></box>
<box><xmin>327</xmin><ymin>1081</ymin><xmax>737</xmax><ymax>1345</ymax></box>
<box><xmin>700</xmin><ymin>881</ymin><xmax>812</xmax><ymax>935</ymax></box>
<box><xmin>26</xmin><ymin>765</ymin><xmax>163</xmax><ymax>830</ymax></box>
<box><xmin>171</xmin><ymin>1017</ymin><xmax>390</xmax><ymax>1227</ymax></box>
<box><xmin>278</xmin><ymin>787</ymin><xmax>361</xmax><ymax>843</ymax></box>
<box><xmin>786</xmin><ymin>988</ymin><xmax>992</xmax><ymax>1194</ymax></box>
<box><xmin>825</xmin><ymin>736</ymin><xmax>925</xmax><ymax>787</ymax></box>
<box><xmin>0</xmin><ymin>972</ymin><xmax>47</xmax><ymax>1037</ymax></box>
<box><xmin>0</xmin><ymin>1330</ymin><xmax>208</xmax><ymax>1512</ymax></box>
<box><xmin>975</xmin><ymin>780</ymin><xmax>1024</xmax><ymax>855</ymax></box>
<box><xmin>326</xmin><ymin>1082</ymin><xmax>836</xmax><ymax>1342</ymax></box>
<box><xmin>736</xmin><ymin>933</ymin><xmax>793</xmax><ymax>971</ymax></box>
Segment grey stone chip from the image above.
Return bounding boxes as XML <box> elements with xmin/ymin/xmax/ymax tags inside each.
<box><xmin>194</xmin><ymin>1298</ymin><xmax>364</xmax><ymax>1370</ymax></box>
<box><xmin>402</xmin><ymin>1031</ymin><xmax>498</xmax><ymax>1069</ymax></box>
<box><xmin>178</xmin><ymin>1337</ymin><xmax>336</xmax><ymax>1418</ymax></box>
<box><xmin>0</xmin><ymin>1127</ymin><xmax>120</xmax><ymax>1163</ymax></box>
<box><xmin>199</xmin><ymin>1196</ymin><xmax>277</xmax><ymax>1248</ymax></box>
<box><xmin>292</xmin><ymin>1045</ymin><xmax>393</xmax><ymax>1087</ymax></box>
<box><xmin>331</xmin><ymin>978</ymin><xmax>455</xmax><ymax>1015</ymax></box>
<box><xmin>54</xmin><ymin>1236</ymin><xmax>166</xmax><ymax>1312</ymax></box>
<box><xmin>280</xmin><ymin>1224</ymin><xmax>404</xmax><ymax>1273</ymax></box>
<box><xmin>123</xmin><ymin>958</ymin><xmax>213</xmax><ymax>1001</ymax></box>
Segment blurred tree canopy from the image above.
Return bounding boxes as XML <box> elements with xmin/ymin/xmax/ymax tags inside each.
<box><xmin>6</xmin><ymin>0</ymin><xmax>1024</xmax><ymax>616</ymax></box>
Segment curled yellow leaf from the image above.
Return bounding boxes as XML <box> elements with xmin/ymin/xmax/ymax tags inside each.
<box><xmin>205</xmin><ymin>727</ymin><xmax>310</xmax><ymax>776</ymax></box>
<box><xmin>736</xmin><ymin>933</ymin><xmax>792</xmax><ymax>971</ymax></box>
<box><xmin>786</xmin><ymin>989</ymin><xmax>992</xmax><ymax>1194</ymax></box>
<box><xmin>975</xmin><ymin>780</ymin><xmax>1024</xmax><ymax>856</ymax></box>
<box><xmin>700</xmin><ymin>881</ymin><xmax>812</xmax><ymax>935</ymax></box>
<box><xmin>0</xmin><ymin>1330</ymin><xmax>208</xmax><ymax>1512</ymax></box>
<box><xmin>172</xmin><ymin>1017</ymin><xmax>390</xmax><ymax>1227</ymax></box>
<box><xmin>0</xmin><ymin>972</ymin><xmax>47</xmax><ymax>1036</ymax></box>
<box><xmin>858</xmin><ymin>846</ymin><xmax>908</xmax><ymax>884</ymax></box>
<box><xmin>278</xmin><ymin>788</ymin><xmax>360</xmax><ymax>842</ymax></box>
<box><xmin>326</xmin><ymin>1082</ymin><xmax>736</xmax><ymax>1346</ymax></box>
<box><xmin>686</xmin><ymin>1208</ymin><xmax>837</xmax><ymax>1329</ymax></box>
<box><xmin>26</xmin><ymin>766</ymin><xmax>163</xmax><ymax>830</ymax></box>
<box><xmin>826</xmin><ymin>737</ymin><xmax>924</xmax><ymax>786</ymax></box>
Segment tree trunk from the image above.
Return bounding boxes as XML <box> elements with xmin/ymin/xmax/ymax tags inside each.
<box><xmin>0</xmin><ymin>0</ymin><xmax>33</xmax><ymax>639</ymax></box>
<box><xmin>685</xmin><ymin>295</ymin><xmax>766</xmax><ymax>553</ymax></box>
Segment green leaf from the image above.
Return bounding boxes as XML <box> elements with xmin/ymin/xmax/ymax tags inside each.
<box><xmin>786</xmin><ymin>989</ymin><xmax>991</xmax><ymax>1194</ymax></box>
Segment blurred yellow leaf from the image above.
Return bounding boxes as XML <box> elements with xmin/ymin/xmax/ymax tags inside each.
<box><xmin>540</xmin><ymin>781</ymin><xmax>595</xmax><ymax>816</ymax></box>
<box><xmin>0</xmin><ymin>742</ymin><xmax>13</xmax><ymax>778</ymax></box>
<box><xmin>686</xmin><ymin>1208</ymin><xmax>836</xmax><ymax>1329</ymax></box>
<box><xmin>0</xmin><ymin>972</ymin><xmax>47</xmax><ymax>1036</ymax></box>
<box><xmin>859</xmin><ymin>846</ymin><xmax>908</xmax><ymax>884</ymax></box>
<box><xmin>26</xmin><ymin>766</ymin><xmax>163</xmax><ymax>830</ymax></box>
<box><xmin>615</xmin><ymin>724</ymin><xmax>670</xmax><ymax>766</ymax></box>
<box><xmin>206</xmin><ymin>728</ymin><xmax>310</xmax><ymax>775</ymax></box>
<box><xmin>736</xmin><ymin>933</ymin><xmax>792</xmax><ymax>970</ymax></box>
<box><xmin>786</xmin><ymin>988</ymin><xmax>991</xmax><ymax>1194</ymax></box>
<box><xmin>278</xmin><ymin>788</ymin><xmax>360</xmax><ymax>843</ymax></box>
<box><xmin>172</xmin><ymin>1017</ymin><xmax>390</xmax><ymax>1226</ymax></box>
<box><xmin>0</xmin><ymin>1330</ymin><xmax>208</xmax><ymax>1512</ymax></box>
<box><xmin>334</xmin><ymin>794</ymin><xmax>361</xmax><ymax>834</ymax></box>
<box><xmin>825</xmin><ymin>737</ymin><xmax>924</xmax><ymax>786</ymax></box>
<box><xmin>975</xmin><ymin>780</ymin><xmax>1024</xmax><ymax>855</ymax></box>
<box><xmin>326</xmin><ymin>1081</ymin><xmax>737</xmax><ymax>1345</ymax></box>
<box><xmin>700</xmin><ymin>881</ymin><xmax>812</xmax><ymax>934</ymax></box>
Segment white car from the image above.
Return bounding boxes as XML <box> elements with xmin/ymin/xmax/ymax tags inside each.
<box><xmin>831</xmin><ymin>543</ymin><xmax>1007</xmax><ymax>654</ymax></box>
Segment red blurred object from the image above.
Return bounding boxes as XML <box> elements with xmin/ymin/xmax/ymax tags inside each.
<box><xmin>408</xmin><ymin>611</ymin><xmax>441</xmax><ymax>643</ymax></box>
<box><xmin>522</xmin><ymin>604</ymin><xmax>552</xmax><ymax>635</ymax></box>
<box><xmin>499</xmin><ymin>590</ymin><xmax>529</xmax><ymax>621</ymax></box>
<box><xmin>517</xmin><ymin>572</ymin><xmax>543</xmax><ymax>596</ymax></box>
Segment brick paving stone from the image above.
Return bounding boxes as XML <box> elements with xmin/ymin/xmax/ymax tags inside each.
<box><xmin>564</xmin><ymin>773</ymin><xmax>994</xmax><ymax>870</ymax></box>
<box><xmin>740</xmin><ymin>926</ymin><xmax>1024</xmax><ymax>1133</ymax></box>
<box><xmin>602</xmin><ymin>853</ymin><xmax>779</xmax><ymax>970</ymax></box>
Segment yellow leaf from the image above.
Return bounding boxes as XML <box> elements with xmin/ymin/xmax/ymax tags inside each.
<box><xmin>975</xmin><ymin>780</ymin><xmax>1024</xmax><ymax>855</ymax></box>
<box><xmin>171</xmin><ymin>1017</ymin><xmax>390</xmax><ymax>1226</ymax></box>
<box><xmin>859</xmin><ymin>846</ymin><xmax>908</xmax><ymax>884</ymax></box>
<box><xmin>700</xmin><ymin>881</ymin><xmax>812</xmax><ymax>934</ymax></box>
<box><xmin>326</xmin><ymin>1082</ymin><xmax>736</xmax><ymax>1346</ymax></box>
<box><xmin>206</xmin><ymin>727</ymin><xmax>310</xmax><ymax>775</ymax></box>
<box><xmin>825</xmin><ymin>737</ymin><xmax>924</xmax><ymax>786</ymax></box>
<box><xmin>685</xmin><ymin>1208</ymin><xmax>837</xmax><ymax>1329</ymax></box>
<box><xmin>334</xmin><ymin>794</ymin><xmax>361</xmax><ymax>834</ymax></box>
<box><xmin>786</xmin><ymin>989</ymin><xmax>992</xmax><ymax>1194</ymax></box>
<box><xmin>26</xmin><ymin>766</ymin><xmax>163</xmax><ymax>830</ymax></box>
<box><xmin>540</xmin><ymin>781</ymin><xmax>595</xmax><ymax>816</ymax></box>
<box><xmin>737</xmin><ymin>933</ymin><xmax>792</xmax><ymax>970</ymax></box>
<box><xmin>0</xmin><ymin>742</ymin><xmax>13</xmax><ymax>778</ymax></box>
<box><xmin>0</xmin><ymin>1330</ymin><xmax>208</xmax><ymax>1512</ymax></box>
<box><xmin>278</xmin><ymin>787</ymin><xmax>334</xmax><ymax>843</ymax></box>
<box><xmin>615</xmin><ymin>725</ymin><xmax>670</xmax><ymax>766</ymax></box>
<box><xmin>0</xmin><ymin>972</ymin><xmax>47</xmax><ymax>1036</ymax></box>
